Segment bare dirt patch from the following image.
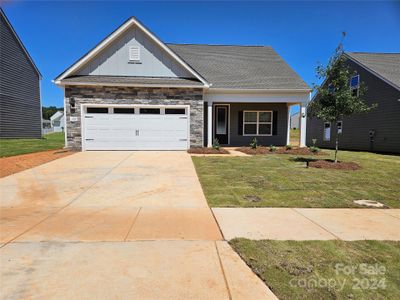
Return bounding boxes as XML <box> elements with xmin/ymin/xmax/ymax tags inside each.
<box><xmin>0</xmin><ymin>149</ymin><xmax>74</xmax><ymax>178</ymax></box>
<box><xmin>236</xmin><ymin>147</ymin><xmax>326</xmax><ymax>156</ymax></box>
<box><xmin>187</xmin><ymin>148</ymin><xmax>230</xmax><ymax>155</ymax></box>
<box><xmin>309</xmin><ymin>159</ymin><xmax>361</xmax><ymax>170</ymax></box>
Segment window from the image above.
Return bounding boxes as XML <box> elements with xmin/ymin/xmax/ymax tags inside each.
<box><xmin>323</xmin><ymin>122</ymin><xmax>331</xmax><ymax>141</ymax></box>
<box><xmin>350</xmin><ymin>75</ymin><xmax>360</xmax><ymax>96</ymax></box>
<box><xmin>140</xmin><ymin>108</ymin><xmax>160</xmax><ymax>114</ymax></box>
<box><xmin>114</xmin><ymin>108</ymin><xmax>135</xmax><ymax>114</ymax></box>
<box><xmin>216</xmin><ymin>107</ymin><xmax>227</xmax><ymax>134</ymax></box>
<box><xmin>87</xmin><ymin>107</ymin><xmax>108</xmax><ymax>114</ymax></box>
<box><xmin>129</xmin><ymin>46</ymin><xmax>140</xmax><ymax>61</ymax></box>
<box><xmin>337</xmin><ymin>121</ymin><xmax>343</xmax><ymax>134</ymax></box>
<box><xmin>328</xmin><ymin>83</ymin><xmax>335</xmax><ymax>93</ymax></box>
<box><xmin>243</xmin><ymin>111</ymin><xmax>272</xmax><ymax>136</ymax></box>
<box><xmin>165</xmin><ymin>108</ymin><xmax>186</xmax><ymax>115</ymax></box>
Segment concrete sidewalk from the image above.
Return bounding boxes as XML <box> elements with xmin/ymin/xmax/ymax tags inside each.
<box><xmin>0</xmin><ymin>151</ymin><xmax>276</xmax><ymax>300</ymax></box>
<box><xmin>213</xmin><ymin>208</ymin><xmax>400</xmax><ymax>241</ymax></box>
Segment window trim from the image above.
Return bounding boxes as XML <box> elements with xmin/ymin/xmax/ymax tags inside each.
<box><xmin>323</xmin><ymin>122</ymin><xmax>331</xmax><ymax>141</ymax></box>
<box><xmin>243</xmin><ymin>110</ymin><xmax>273</xmax><ymax>136</ymax></box>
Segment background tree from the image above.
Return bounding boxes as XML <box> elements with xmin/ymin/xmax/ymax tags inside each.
<box><xmin>42</xmin><ymin>106</ymin><xmax>62</xmax><ymax>120</ymax></box>
<box><xmin>308</xmin><ymin>34</ymin><xmax>376</xmax><ymax>163</ymax></box>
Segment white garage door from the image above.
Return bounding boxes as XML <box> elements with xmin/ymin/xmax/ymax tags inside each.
<box><xmin>83</xmin><ymin>106</ymin><xmax>189</xmax><ymax>150</ymax></box>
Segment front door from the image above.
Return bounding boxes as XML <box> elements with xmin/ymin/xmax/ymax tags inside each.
<box><xmin>214</xmin><ymin>105</ymin><xmax>229</xmax><ymax>144</ymax></box>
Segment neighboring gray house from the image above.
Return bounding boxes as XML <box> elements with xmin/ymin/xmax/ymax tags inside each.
<box><xmin>0</xmin><ymin>9</ymin><xmax>42</xmax><ymax>138</ymax></box>
<box><xmin>290</xmin><ymin>112</ymin><xmax>300</xmax><ymax>129</ymax></box>
<box><xmin>54</xmin><ymin>17</ymin><xmax>310</xmax><ymax>151</ymax></box>
<box><xmin>307</xmin><ymin>52</ymin><xmax>400</xmax><ymax>154</ymax></box>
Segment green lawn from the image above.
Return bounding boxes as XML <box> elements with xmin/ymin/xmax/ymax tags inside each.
<box><xmin>230</xmin><ymin>239</ymin><xmax>400</xmax><ymax>300</ymax></box>
<box><xmin>192</xmin><ymin>150</ymin><xmax>400</xmax><ymax>208</ymax></box>
<box><xmin>0</xmin><ymin>132</ymin><xmax>65</xmax><ymax>157</ymax></box>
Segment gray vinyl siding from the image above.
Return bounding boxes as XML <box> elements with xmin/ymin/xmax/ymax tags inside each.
<box><xmin>306</xmin><ymin>59</ymin><xmax>400</xmax><ymax>153</ymax></box>
<box><xmin>0</xmin><ymin>12</ymin><xmax>41</xmax><ymax>138</ymax></box>
<box><xmin>228</xmin><ymin>103</ymin><xmax>288</xmax><ymax>146</ymax></box>
<box><xmin>76</xmin><ymin>25</ymin><xmax>192</xmax><ymax>78</ymax></box>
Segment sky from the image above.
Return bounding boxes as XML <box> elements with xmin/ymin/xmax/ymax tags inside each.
<box><xmin>2</xmin><ymin>1</ymin><xmax>400</xmax><ymax>114</ymax></box>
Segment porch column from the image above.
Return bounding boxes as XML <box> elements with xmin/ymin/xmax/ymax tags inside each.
<box><xmin>286</xmin><ymin>103</ymin><xmax>291</xmax><ymax>145</ymax></box>
<box><xmin>299</xmin><ymin>102</ymin><xmax>307</xmax><ymax>147</ymax></box>
<box><xmin>207</xmin><ymin>101</ymin><xmax>213</xmax><ymax>147</ymax></box>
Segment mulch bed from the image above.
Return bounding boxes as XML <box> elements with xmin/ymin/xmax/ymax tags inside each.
<box><xmin>308</xmin><ymin>159</ymin><xmax>361</xmax><ymax>170</ymax></box>
<box><xmin>0</xmin><ymin>149</ymin><xmax>74</xmax><ymax>178</ymax></box>
<box><xmin>187</xmin><ymin>147</ymin><xmax>230</xmax><ymax>155</ymax></box>
<box><xmin>236</xmin><ymin>147</ymin><xmax>326</xmax><ymax>156</ymax></box>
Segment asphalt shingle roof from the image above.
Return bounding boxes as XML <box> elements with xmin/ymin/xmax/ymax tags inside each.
<box><xmin>167</xmin><ymin>44</ymin><xmax>309</xmax><ymax>90</ymax></box>
<box><xmin>346</xmin><ymin>52</ymin><xmax>400</xmax><ymax>89</ymax></box>
<box><xmin>62</xmin><ymin>75</ymin><xmax>203</xmax><ymax>87</ymax></box>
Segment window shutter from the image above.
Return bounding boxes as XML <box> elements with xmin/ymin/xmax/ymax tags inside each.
<box><xmin>273</xmin><ymin>111</ymin><xmax>278</xmax><ymax>135</ymax></box>
<box><xmin>238</xmin><ymin>111</ymin><xmax>243</xmax><ymax>135</ymax></box>
<box><xmin>129</xmin><ymin>46</ymin><xmax>140</xmax><ymax>61</ymax></box>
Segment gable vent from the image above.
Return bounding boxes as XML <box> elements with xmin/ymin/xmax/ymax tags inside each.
<box><xmin>129</xmin><ymin>46</ymin><xmax>140</xmax><ymax>61</ymax></box>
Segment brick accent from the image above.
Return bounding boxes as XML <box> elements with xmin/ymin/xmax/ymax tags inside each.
<box><xmin>64</xmin><ymin>86</ymin><xmax>204</xmax><ymax>150</ymax></box>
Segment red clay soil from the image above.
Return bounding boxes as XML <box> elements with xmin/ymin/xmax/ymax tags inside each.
<box><xmin>236</xmin><ymin>147</ymin><xmax>327</xmax><ymax>156</ymax></box>
<box><xmin>187</xmin><ymin>147</ymin><xmax>230</xmax><ymax>154</ymax></box>
<box><xmin>0</xmin><ymin>149</ymin><xmax>74</xmax><ymax>178</ymax></box>
<box><xmin>309</xmin><ymin>160</ymin><xmax>361</xmax><ymax>170</ymax></box>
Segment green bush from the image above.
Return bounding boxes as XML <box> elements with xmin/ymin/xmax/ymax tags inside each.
<box><xmin>250</xmin><ymin>138</ymin><xmax>258</xmax><ymax>149</ymax></box>
<box><xmin>285</xmin><ymin>144</ymin><xmax>292</xmax><ymax>150</ymax></box>
<box><xmin>212</xmin><ymin>138</ymin><xmax>220</xmax><ymax>150</ymax></box>
<box><xmin>309</xmin><ymin>146</ymin><xmax>320</xmax><ymax>153</ymax></box>
<box><xmin>269</xmin><ymin>145</ymin><xmax>277</xmax><ymax>152</ymax></box>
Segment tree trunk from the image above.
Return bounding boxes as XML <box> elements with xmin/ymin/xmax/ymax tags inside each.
<box><xmin>334</xmin><ymin>128</ymin><xmax>339</xmax><ymax>163</ymax></box>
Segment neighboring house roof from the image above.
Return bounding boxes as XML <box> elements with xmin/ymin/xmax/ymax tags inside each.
<box><xmin>62</xmin><ymin>75</ymin><xmax>203</xmax><ymax>87</ymax></box>
<box><xmin>0</xmin><ymin>8</ymin><xmax>41</xmax><ymax>78</ymax></box>
<box><xmin>54</xmin><ymin>17</ymin><xmax>208</xmax><ymax>86</ymax></box>
<box><xmin>345</xmin><ymin>52</ymin><xmax>400</xmax><ymax>90</ymax></box>
<box><xmin>50</xmin><ymin>111</ymin><xmax>64</xmax><ymax>122</ymax></box>
<box><xmin>167</xmin><ymin>44</ymin><xmax>310</xmax><ymax>90</ymax></box>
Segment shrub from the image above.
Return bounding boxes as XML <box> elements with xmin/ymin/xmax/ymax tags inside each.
<box><xmin>212</xmin><ymin>138</ymin><xmax>220</xmax><ymax>150</ymax></box>
<box><xmin>250</xmin><ymin>138</ymin><xmax>258</xmax><ymax>149</ymax></box>
<box><xmin>285</xmin><ymin>144</ymin><xmax>293</xmax><ymax>150</ymax></box>
<box><xmin>269</xmin><ymin>145</ymin><xmax>277</xmax><ymax>152</ymax></box>
<box><xmin>309</xmin><ymin>146</ymin><xmax>320</xmax><ymax>153</ymax></box>
<box><xmin>312</xmin><ymin>138</ymin><xmax>317</xmax><ymax>147</ymax></box>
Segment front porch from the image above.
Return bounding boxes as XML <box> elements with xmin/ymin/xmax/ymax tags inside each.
<box><xmin>204</xmin><ymin>91</ymin><xmax>310</xmax><ymax>148</ymax></box>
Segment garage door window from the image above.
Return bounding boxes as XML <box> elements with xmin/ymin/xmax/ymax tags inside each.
<box><xmin>114</xmin><ymin>108</ymin><xmax>135</xmax><ymax>114</ymax></box>
<box><xmin>87</xmin><ymin>107</ymin><xmax>109</xmax><ymax>114</ymax></box>
<box><xmin>140</xmin><ymin>108</ymin><xmax>160</xmax><ymax>114</ymax></box>
<box><xmin>165</xmin><ymin>108</ymin><xmax>185</xmax><ymax>115</ymax></box>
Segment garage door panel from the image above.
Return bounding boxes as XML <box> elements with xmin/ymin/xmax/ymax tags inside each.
<box><xmin>83</xmin><ymin>108</ymin><xmax>189</xmax><ymax>150</ymax></box>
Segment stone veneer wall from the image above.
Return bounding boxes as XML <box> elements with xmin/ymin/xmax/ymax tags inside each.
<box><xmin>64</xmin><ymin>86</ymin><xmax>204</xmax><ymax>150</ymax></box>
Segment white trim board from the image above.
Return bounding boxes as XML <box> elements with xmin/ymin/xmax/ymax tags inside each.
<box><xmin>54</xmin><ymin>17</ymin><xmax>209</xmax><ymax>86</ymax></box>
<box><xmin>205</xmin><ymin>91</ymin><xmax>310</xmax><ymax>104</ymax></box>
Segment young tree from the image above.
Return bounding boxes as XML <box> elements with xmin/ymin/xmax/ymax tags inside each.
<box><xmin>308</xmin><ymin>35</ymin><xmax>376</xmax><ymax>163</ymax></box>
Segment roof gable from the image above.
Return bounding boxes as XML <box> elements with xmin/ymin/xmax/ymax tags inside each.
<box><xmin>55</xmin><ymin>17</ymin><xmax>208</xmax><ymax>85</ymax></box>
<box><xmin>345</xmin><ymin>52</ymin><xmax>400</xmax><ymax>90</ymax></box>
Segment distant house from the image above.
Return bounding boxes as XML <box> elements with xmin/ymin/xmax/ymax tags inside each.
<box><xmin>307</xmin><ymin>52</ymin><xmax>400</xmax><ymax>154</ymax></box>
<box><xmin>0</xmin><ymin>9</ymin><xmax>42</xmax><ymax>138</ymax></box>
<box><xmin>290</xmin><ymin>112</ymin><xmax>300</xmax><ymax>129</ymax></box>
<box><xmin>50</xmin><ymin>111</ymin><xmax>65</xmax><ymax>132</ymax></box>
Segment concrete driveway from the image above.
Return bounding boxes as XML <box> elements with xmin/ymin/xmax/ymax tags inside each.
<box><xmin>0</xmin><ymin>151</ymin><xmax>275</xmax><ymax>299</ymax></box>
